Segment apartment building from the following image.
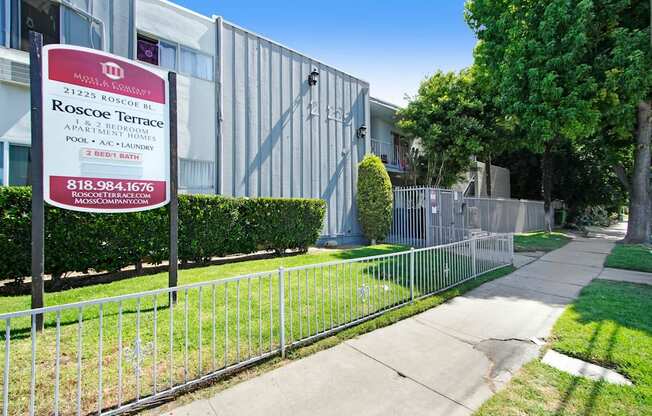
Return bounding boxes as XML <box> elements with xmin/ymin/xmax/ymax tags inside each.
<box><xmin>0</xmin><ymin>0</ymin><xmax>421</xmax><ymax>244</ymax></box>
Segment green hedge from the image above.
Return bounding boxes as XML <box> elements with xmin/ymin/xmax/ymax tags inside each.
<box><xmin>0</xmin><ymin>187</ymin><xmax>326</xmax><ymax>283</ymax></box>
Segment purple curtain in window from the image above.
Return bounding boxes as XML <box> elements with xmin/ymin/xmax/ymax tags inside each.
<box><xmin>137</xmin><ymin>36</ymin><xmax>158</xmax><ymax>65</ymax></box>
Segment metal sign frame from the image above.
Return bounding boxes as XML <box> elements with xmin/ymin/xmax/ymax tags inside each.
<box><xmin>29</xmin><ymin>32</ymin><xmax>179</xmax><ymax>328</ymax></box>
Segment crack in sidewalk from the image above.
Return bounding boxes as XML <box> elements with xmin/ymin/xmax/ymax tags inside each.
<box><xmin>343</xmin><ymin>342</ymin><xmax>475</xmax><ymax>412</ymax></box>
<box><xmin>411</xmin><ymin>317</ymin><xmax>480</xmax><ymax>348</ymax></box>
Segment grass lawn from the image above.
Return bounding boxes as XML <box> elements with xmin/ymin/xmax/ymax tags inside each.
<box><xmin>605</xmin><ymin>244</ymin><xmax>652</xmax><ymax>273</ymax></box>
<box><xmin>0</xmin><ymin>241</ymin><xmax>509</xmax><ymax>416</ymax></box>
<box><xmin>476</xmin><ymin>279</ymin><xmax>652</xmax><ymax>416</ymax></box>
<box><xmin>514</xmin><ymin>231</ymin><xmax>571</xmax><ymax>252</ymax></box>
<box><xmin>0</xmin><ymin>244</ymin><xmax>406</xmax><ymax>315</ymax></box>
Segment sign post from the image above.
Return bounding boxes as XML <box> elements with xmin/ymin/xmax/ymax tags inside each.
<box><xmin>168</xmin><ymin>72</ymin><xmax>178</xmax><ymax>304</ymax></box>
<box><xmin>29</xmin><ymin>41</ymin><xmax>178</xmax><ymax>320</ymax></box>
<box><xmin>29</xmin><ymin>32</ymin><xmax>45</xmax><ymax>330</ymax></box>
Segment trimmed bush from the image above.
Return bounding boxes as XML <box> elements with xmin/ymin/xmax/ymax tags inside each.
<box><xmin>356</xmin><ymin>154</ymin><xmax>393</xmax><ymax>243</ymax></box>
<box><xmin>241</xmin><ymin>198</ymin><xmax>326</xmax><ymax>253</ymax></box>
<box><xmin>0</xmin><ymin>187</ymin><xmax>326</xmax><ymax>283</ymax></box>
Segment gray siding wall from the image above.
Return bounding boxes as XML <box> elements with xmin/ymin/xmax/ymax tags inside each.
<box><xmin>219</xmin><ymin>21</ymin><xmax>369</xmax><ymax>242</ymax></box>
<box><xmin>109</xmin><ymin>0</ymin><xmax>135</xmax><ymax>58</ymax></box>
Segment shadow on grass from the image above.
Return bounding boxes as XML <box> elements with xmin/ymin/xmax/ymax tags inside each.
<box><xmin>570</xmin><ymin>280</ymin><xmax>652</xmax><ymax>336</ymax></box>
<box><xmin>329</xmin><ymin>244</ymin><xmax>409</xmax><ymax>260</ymax></box>
<box><xmin>0</xmin><ymin>249</ymin><xmax>310</xmax><ymax>297</ymax></box>
<box><xmin>552</xmin><ymin>280</ymin><xmax>649</xmax><ymax>415</ymax></box>
<box><xmin>553</xmin><ymin>321</ymin><xmax>622</xmax><ymax>416</ymax></box>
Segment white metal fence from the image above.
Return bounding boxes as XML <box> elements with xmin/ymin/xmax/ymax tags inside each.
<box><xmin>388</xmin><ymin>187</ymin><xmax>468</xmax><ymax>247</ymax></box>
<box><xmin>0</xmin><ymin>234</ymin><xmax>512</xmax><ymax>416</ymax></box>
<box><xmin>388</xmin><ymin>187</ymin><xmax>546</xmax><ymax>246</ymax></box>
<box><xmin>465</xmin><ymin>197</ymin><xmax>545</xmax><ymax>233</ymax></box>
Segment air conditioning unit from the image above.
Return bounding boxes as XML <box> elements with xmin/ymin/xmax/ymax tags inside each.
<box><xmin>0</xmin><ymin>58</ymin><xmax>30</xmax><ymax>86</ymax></box>
<box><xmin>467</xmin><ymin>206</ymin><xmax>481</xmax><ymax>229</ymax></box>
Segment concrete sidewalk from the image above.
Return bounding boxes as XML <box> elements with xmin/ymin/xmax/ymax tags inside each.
<box><xmin>162</xmin><ymin>235</ymin><xmax>618</xmax><ymax>416</ymax></box>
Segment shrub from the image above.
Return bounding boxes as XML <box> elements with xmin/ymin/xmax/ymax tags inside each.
<box><xmin>241</xmin><ymin>198</ymin><xmax>326</xmax><ymax>253</ymax></box>
<box><xmin>356</xmin><ymin>154</ymin><xmax>393</xmax><ymax>243</ymax></box>
<box><xmin>0</xmin><ymin>187</ymin><xmax>326</xmax><ymax>283</ymax></box>
<box><xmin>571</xmin><ymin>205</ymin><xmax>615</xmax><ymax>229</ymax></box>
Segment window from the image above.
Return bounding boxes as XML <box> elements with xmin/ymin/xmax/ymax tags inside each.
<box><xmin>17</xmin><ymin>1</ymin><xmax>103</xmax><ymax>52</ymax></box>
<box><xmin>61</xmin><ymin>5</ymin><xmax>102</xmax><ymax>50</ymax></box>
<box><xmin>137</xmin><ymin>33</ymin><xmax>213</xmax><ymax>81</ymax></box>
<box><xmin>137</xmin><ymin>34</ymin><xmax>158</xmax><ymax>65</ymax></box>
<box><xmin>19</xmin><ymin>0</ymin><xmax>60</xmax><ymax>51</ymax></box>
<box><xmin>180</xmin><ymin>46</ymin><xmax>213</xmax><ymax>81</ymax></box>
<box><xmin>0</xmin><ymin>142</ymin><xmax>4</xmax><ymax>185</ymax></box>
<box><xmin>159</xmin><ymin>40</ymin><xmax>177</xmax><ymax>70</ymax></box>
<box><xmin>8</xmin><ymin>144</ymin><xmax>30</xmax><ymax>186</ymax></box>
<box><xmin>1</xmin><ymin>0</ymin><xmax>7</xmax><ymax>47</ymax></box>
<box><xmin>137</xmin><ymin>33</ymin><xmax>177</xmax><ymax>71</ymax></box>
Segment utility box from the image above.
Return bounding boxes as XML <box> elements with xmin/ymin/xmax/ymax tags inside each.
<box><xmin>467</xmin><ymin>206</ymin><xmax>481</xmax><ymax>229</ymax></box>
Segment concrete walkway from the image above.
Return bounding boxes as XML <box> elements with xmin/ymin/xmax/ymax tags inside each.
<box><xmin>163</xmin><ymin>233</ymin><xmax>621</xmax><ymax>416</ymax></box>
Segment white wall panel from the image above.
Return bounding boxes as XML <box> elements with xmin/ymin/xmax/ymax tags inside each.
<box><xmin>220</xmin><ymin>21</ymin><xmax>368</xmax><ymax>242</ymax></box>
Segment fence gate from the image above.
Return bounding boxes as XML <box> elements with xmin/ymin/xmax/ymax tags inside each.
<box><xmin>388</xmin><ymin>187</ymin><xmax>467</xmax><ymax>247</ymax></box>
<box><xmin>428</xmin><ymin>188</ymin><xmax>467</xmax><ymax>246</ymax></box>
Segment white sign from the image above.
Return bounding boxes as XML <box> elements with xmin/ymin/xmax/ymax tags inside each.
<box><xmin>41</xmin><ymin>44</ymin><xmax>170</xmax><ymax>213</ymax></box>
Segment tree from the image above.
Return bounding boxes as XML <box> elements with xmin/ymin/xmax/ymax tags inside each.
<box><xmin>466</xmin><ymin>0</ymin><xmax>602</xmax><ymax>230</ymax></box>
<box><xmin>397</xmin><ymin>70</ymin><xmax>484</xmax><ymax>188</ymax></box>
<box><xmin>497</xmin><ymin>143</ymin><xmax>626</xmax><ymax>224</ymax></box>
<box><xmin>356</xmin><ymin>155</ymin><xmax>393</xmax><ymax>244</ymax></box>
<box><xmin>467</xmin><ymin>0</ymin><xmax>651</xmax><ymax>240</ymax></box>
<box><xmin>584</xmin><ymin>1</ymin><xmax>651</xmax><ymax>242</ymax></box>
<box><xmin>468</xmin><ymin>65</ymin><xmax>516</xmax><ymax>196</ymax></box>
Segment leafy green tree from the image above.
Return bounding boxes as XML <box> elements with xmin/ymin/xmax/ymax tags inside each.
<box><xmin>497</xmin><ymin>143</ymin><xmax>626</xmax><ymax>224</ymax></box>
<box><xmin>466</xmin><ymin>0</ymin><xmax>602</xmax><ymax>230</ymax></box>
<box><xmin>356</xmin><ymin>155</ymin><xmax>393</xmax><ymax>244</ymax></box>
<box><xmin>466</xmin><ymin>0</ymin><xmax>651</xmax><ymax>240</ymax></box>
<box><xmin>584</xmin><ymin>1</ymin><xmax>651</xmax><ymax>242</ymax></box>
<box><xmin>397</xmin><ymin>70</ymin><xmax>484</xmax><ymax>188</ymax></box>
<box><xmin>469</xmin><ymin>66</ymin><xmax>516</xmax><ymax>196</ymax></box>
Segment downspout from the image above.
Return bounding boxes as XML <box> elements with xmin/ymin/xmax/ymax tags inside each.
<box><xmin>363</xmin><ymin>86</ymin><xmax>371</xmax><ymax>155</ymax></box>
<box><xmin>130</xmin><ymin>0</ymin><xmax>136</xmax><ymax>59</ymax></box>
<box><xmin>215</xmin><ymin>16</ymin><xmax>223</xmax><ymax>195</ymax></box>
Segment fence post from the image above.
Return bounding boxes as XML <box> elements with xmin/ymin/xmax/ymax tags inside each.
<box><xmin>509</xmin><ymin>233</ymin><xmax>514</xmax><ymax>264</ymax></box>
<box><xmin>410</xmin><ymin>247</ymin><xmax>415</xmax><ymax>302</ymax></box>
<box><xmin>471</xmin><ymin>238</ymin><xmax>477</xmax><ymax>277</ymax></box>
<box><xmin>278</xmin><ymin>267</ymin><xmax>286</xmax><ymax>358</ymax></box>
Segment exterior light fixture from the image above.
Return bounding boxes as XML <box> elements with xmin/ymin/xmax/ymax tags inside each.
<box><xmin>308</xmin><ymin>68</ymin><xmax>319</xmax><ymax>86</ymax></box>
<box><xmin>357</xmin><ymin>124</ymin><xmax>367</xmax><ymax>139</ymax></box>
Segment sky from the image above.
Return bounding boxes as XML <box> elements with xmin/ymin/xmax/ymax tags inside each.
<box><xmin>175</xmin><ymin>0</ymin><xmax>477</xmax><ymax>106</ymax></box>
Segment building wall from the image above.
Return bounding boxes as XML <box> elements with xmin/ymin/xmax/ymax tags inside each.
<box><xmin>137</xmin><ymin>0</ymin><xmax>217</xmax><ymax>193</ymax></box>
<box><xmin>219</xmin><ymin>21</ymin><xmax>369</xmax><ymax>242</ymax></box>
<box><xmin>454</xmin><ymin>161</ymin><xmax>511</xmax><ymax>198</ymax></box>
<box><xmin>0</xmin><ymin>48</ymin><xmax>29</xmax><ymax>145</ymax></box>
<box><xmin>474</xmin><ymin>161</ymin><xmax>511</xmax><ymax>198</ymax></box>
<box><xmin>370</xmin><ymin>116</ymin><xmax>394</xmax><ymax>145</ymax></box>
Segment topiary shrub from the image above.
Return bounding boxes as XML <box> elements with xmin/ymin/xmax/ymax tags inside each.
<box><xmin>356</xmin><ymin>154</ymin><xmax>393</xmax><ymax>244</ymax></box>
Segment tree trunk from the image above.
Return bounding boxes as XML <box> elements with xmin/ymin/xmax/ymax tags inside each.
<box><xmin>542</xmin><ymin>142</ymin><xmax>554</xmax><ymax>232</ymax></box>
<box><xmin>485</xmin><ymin>157</ymin><xmax>492</xmax><ymax>197</ymax></box>
<box><xmin>624</xmin><ymin>100</ymin><xmax>652</xmax><ymax>243</ymax></box>
<box><xmin>135</xmin><ymin>260</ymin><xmax>143</xmax><ymax>274</ymax></box>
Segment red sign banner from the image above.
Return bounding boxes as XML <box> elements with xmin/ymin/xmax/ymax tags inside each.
<box><xmin>47</xmin><ymin>48</ymin><xmax>166</xmax><ymax>104</ymax></box>
<box><xmin>49</xmin><ymin>176</ymin><xmax>167</xmax><ymax>210</ymax></box>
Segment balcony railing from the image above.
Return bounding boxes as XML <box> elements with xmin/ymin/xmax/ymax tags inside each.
<box><xmin>370</xmin><ymin>139</ymin><xmax>409</xmax><ymax>171</ymax></box>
